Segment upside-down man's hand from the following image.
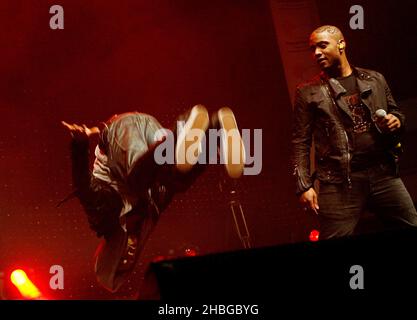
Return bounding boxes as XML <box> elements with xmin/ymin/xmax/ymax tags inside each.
<box><xmin>61</xmin><ymin>121</ymin><xmax>100</xmax><ymax>142</ymax></box>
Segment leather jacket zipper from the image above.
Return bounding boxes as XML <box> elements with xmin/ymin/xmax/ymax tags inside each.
<box><xmin>321</xmin><ymin>83</ymin><xmax>352</xmax><ymax>188</ymax></box>
<box><xmin>343</xmin><ymin>130</ymin><xmax>352</xmax><ymax>188</ymax></box>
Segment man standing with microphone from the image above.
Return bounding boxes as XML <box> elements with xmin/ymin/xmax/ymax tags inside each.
<box><xmin>292</xmin><ymin>25</ymin><xmax>417</xmax><ymax>239</ymax></box>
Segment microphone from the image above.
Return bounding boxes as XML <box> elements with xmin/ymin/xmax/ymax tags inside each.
<box><xmin>375</xmin><ymin>109</ymin><xmax>387</xmax><ymax>119</ymax></box>
<box><xmin>374</xmin><ymin>109</ymin><xmax>387</xmax><ymax>133</ymax></box>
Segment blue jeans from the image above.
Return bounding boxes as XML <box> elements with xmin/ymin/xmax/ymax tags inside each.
<box><xmin>317</xmin><ymin>163</ymin><xmax>417</xmax><ymax>240</ymax></box>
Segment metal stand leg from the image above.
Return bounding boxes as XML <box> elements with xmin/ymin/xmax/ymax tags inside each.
<box><xmin>219</xmin><ymin>178</ymin><xmax>252</xmax><ymax>249</ymax></box>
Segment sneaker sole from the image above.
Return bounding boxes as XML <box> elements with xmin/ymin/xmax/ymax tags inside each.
<box><xmin>218</xmin><ymin>107</ymin><xmax>246</xmax><ymax>178</ymax></box>
<box><xmin>175</xmin><ymin>105</ymin><xmax>209</xmax><ymax>173</ymax></box>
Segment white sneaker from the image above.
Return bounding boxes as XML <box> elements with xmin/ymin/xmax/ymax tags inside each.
<box><xmin>217</xmin><ymin>107</ymin><xmax>246</xmax><ymax>178</ymax></box>
<box><xmin>175</xmin><ymin>105</ymin><xmax>209</xmax><ymax>173</ymax></box>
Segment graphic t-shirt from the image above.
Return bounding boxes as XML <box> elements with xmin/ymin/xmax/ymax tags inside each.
<box><xmin>337</xmin><ymin>73</ymin><xmax>381</xmax><ymax>169</ymax></box>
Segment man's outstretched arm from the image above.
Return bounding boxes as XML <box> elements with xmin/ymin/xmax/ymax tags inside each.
<box><xmin>61</xmin><ymin>121</ymin><xmax>100</xmax><ymax>196</ymax></box>
<box><xmin>62</xmin><ymin>121</ymin><xmax>121</xmax><ymax>237</ymax></box>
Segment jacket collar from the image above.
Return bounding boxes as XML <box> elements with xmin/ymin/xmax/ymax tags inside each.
<box><xmin>320</xmin><ymin>66</ymin><xmax>372</xmax><ymax>98</ymax></box>
<box><xmin>353</xmin><ymin>67</ymin><xmax>372</xmax><ymax>98</ymax></box>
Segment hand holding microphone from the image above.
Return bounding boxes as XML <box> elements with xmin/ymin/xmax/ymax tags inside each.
<box><xmin>374</xmin><ymin>109</ymin><xmax>401</xmax><ymax>133</ymax></box>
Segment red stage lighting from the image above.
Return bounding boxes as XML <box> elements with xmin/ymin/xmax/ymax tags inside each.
<box><xmin>10</xmin><ymin>269</ymin><xmax>43</xmax><ymax>300</ymax></box>
<box><xmin>184</xmin><ymin>248</ymin><xmax>197</xmax><ymax>257</ymax></box>
<box><xmin>309</xmin><ymin>230</ymin><xmax>320</xmax><ymax>242</ymax></box>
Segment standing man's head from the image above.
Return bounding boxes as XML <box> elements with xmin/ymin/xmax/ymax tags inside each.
<box><xmin>309</xmin><ymin>25</ymin><xmax>351</xmax><ymax>77</ymax></box>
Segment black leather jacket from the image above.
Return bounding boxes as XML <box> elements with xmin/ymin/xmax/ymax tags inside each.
<box><xmin>292</xmin><ymin>67</ymin><xmax>405</xmax><ymax>195</ymax></box>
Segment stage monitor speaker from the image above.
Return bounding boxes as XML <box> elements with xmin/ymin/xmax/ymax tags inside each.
<box><xmin>139</xmin><ymin>228</ymin><xmax>417</xmax><ymax>300</ymax></box>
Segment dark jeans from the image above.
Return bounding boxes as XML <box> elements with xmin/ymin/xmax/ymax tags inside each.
<box><xmin>317</xmin><ymin>163</ymin><xmax>417</xmax><ymax>240</ymax></box>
